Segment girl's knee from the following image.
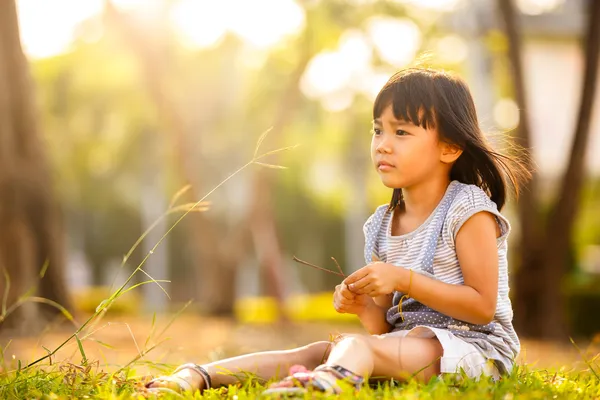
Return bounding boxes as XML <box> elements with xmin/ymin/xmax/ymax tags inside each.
<box><xmin>332</xmin><ymin>334</ymin><xmax>373</xmax><ymax>350</ymax></box>
<box><xmin>302</xmin><ymin>341</ymin><xmax>332</xmax><ymax>364</ymax></box>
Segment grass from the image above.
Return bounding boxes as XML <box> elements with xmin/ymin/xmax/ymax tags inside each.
<box><xmin>0</xmin><ymin>359</ymin><xmax>598</xmax><ymax>399</ymax></box>
<box><xmin>0</xmin><ymin>131</ymin><xmax>599</xmax><ymax>398</ymax></box>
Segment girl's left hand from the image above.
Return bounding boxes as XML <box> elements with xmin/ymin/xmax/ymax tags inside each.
<box><xmin>344</xmin><ymin>262</ymin><xmax>404</xmax><ymax>297</ymax></box>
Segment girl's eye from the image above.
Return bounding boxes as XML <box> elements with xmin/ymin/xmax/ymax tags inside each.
<box><xmin>396</xmin><ymin>130</ymin><xmax>408</xmax><ymax>136</ymax></box>
<box><xmin>372</xmin><ymin>128</ymin><xmax>381</xmax><ymax>135</ymax></box>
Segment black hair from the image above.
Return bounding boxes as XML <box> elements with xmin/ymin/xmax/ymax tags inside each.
<box><xmin>373</xmin><ymin>68</ymin><xmax>530</xmax><ymax>211</ymax></box>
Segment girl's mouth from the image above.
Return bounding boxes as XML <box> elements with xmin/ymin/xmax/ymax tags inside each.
<box><xmin>377</xmin><ymin>161</ymin><xmax>395</xmax><ymax>171</ymax></box>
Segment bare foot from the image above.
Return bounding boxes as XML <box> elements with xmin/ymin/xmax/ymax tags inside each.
<box><xmin>145</xmin><ymin>365</ymin><xmax>206</xmax><ymax>393</ymax></box>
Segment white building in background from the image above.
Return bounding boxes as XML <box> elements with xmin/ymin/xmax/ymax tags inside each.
<box><xmin>450</xmin><ymin>0</ymin><xmax>599</xmax><ymax>179</ymax></box>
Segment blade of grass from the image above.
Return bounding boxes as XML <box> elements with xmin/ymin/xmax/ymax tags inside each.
<box><xmin>0</xmin><ymin>339</ymin><xmax>10</xmax><ymax>372</ymax></box>
<box><xmin>124</xmin><ymin>323</ymin><xmax>141</xmax><ymax>356</ymax></box>
<box><xmin>156</xmin><ymin>299</ymin><xmax>193</xmax><ymax>340</ymax></box>
<box><xmin>144</xmin><ymin>313</ymin><xmax>157</xmax><ymax>349</ymax></box>
<box><xmin>2</xmin><ymin>268</ymin><xmax>10</xmax><ymax>316</ymax></box>
<box><xmin>254</xmin><ymin>162</ymin><xmax>287</xmax><ymax>169</ymax></box>
<box><xmin>39</xmin><ymin>259</ymin><xmax>50</xmax><ymax>278</ymax></box>
<box><xmin>119</xmin><ymin>201</ymin><xmax>210</xmax><ymax>270</ymax></box>
<box><xmin>88</xmin><ymin>339</ymin><xmax>116</xmax><ymax>350</ymax></box>
<box><xmin>168</xmin><ymin>184</ymin><xmax>192</xmax><ymax>209</ymax></box>
<box><xmin>255</xmin><ymin>144</ymin><xmax>300</xmax><ymax>159</ymax></box>
<box><xmin>26</xmin><ymin>297</ymin><xmax>75</xmax><ymax>322</ymax></box>
<box><xmin>117</xmin><ymin>279</ymin><xmax>170</xmax><ymax>298</ymax></box>
<box><xmin>75</xmin><ymin>334</ymin><xmax>88</xmax><ymax>366</ymax></box>
<box><xmin>135</xmin><ymin>271</ymin><xmax>170</xmax><ymax>299</ymax></box>
<box><xmin>115</xmin><ymin>338</ymin><xmax>170</xmax><ymax>373</ymax></box>
<box><xmin>253</xmin><ymin>126</ymin><xmax>273</xmax><ymax>158</ymax></box>
<box><xmin>570</xmin><ymin>337</ymin><xmax>599</xmax><ymax>379</ymax></box>
<box><xmin>79</xmin><ymin>323</ymin><xmax>112</xmax><ymax>341</ymax></box>
<box><xmin>1</xmin><ymin>297</ymin><xmax>77</xmax><ymax>326</ymax></box>
<box><xmin>167</xmin><ymin>202</ymin><xmax>210</xmax><ymax>214</ymax></box>
<box><xmin>41</xmin><ymin>346</ymin><xmax>54</xmax><ymax>366</ymax></box>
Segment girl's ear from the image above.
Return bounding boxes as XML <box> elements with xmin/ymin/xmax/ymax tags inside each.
<box><xmin>440</xmin><ymin>142</ymin><xmax>463</xmax><ymax>164</ymax></box>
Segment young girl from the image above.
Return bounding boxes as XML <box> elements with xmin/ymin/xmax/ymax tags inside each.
<box><xmin>145</xmin><ymin>68</ymin><xmax>528</xmax><ymax>395</ymax></box>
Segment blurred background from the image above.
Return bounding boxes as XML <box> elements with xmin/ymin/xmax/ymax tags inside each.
<box><xmin>0</xmin><ymin>0</ymin><xmax>599</xmax><ymax>366</ymax></box>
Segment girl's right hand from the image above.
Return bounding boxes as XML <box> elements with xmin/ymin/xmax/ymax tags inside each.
<box><xmin>333</xmin><ymin>283</ymin><xmax>373</xmax><ymax>315</ymax></box>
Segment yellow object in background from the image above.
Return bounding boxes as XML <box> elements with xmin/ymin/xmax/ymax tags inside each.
<box><xmin>72</xmin><ymin>286</ymin><xmax>142</xmax><ymax>315</ymax></box>
<box><xmin>234</xmin><ymin>293</ymin><xmax>358</xmax><ymax>324</ymax></box>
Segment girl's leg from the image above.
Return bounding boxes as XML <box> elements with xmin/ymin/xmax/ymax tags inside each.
<box><xmin>147</xmin><ymin>340</ymin><xmax>332</xmax><ymax>391</ymax></box>
<box><xmin>264</xmin><ymin>333</ymin><xmax>443</xmax><ymax>394</ymax></box>
<box><xmin>325</xmin><ymin>334</ymin><xmax>443</xmax><ymax>381</ymax></box>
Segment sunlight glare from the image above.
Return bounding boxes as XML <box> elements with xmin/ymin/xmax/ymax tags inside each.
<box><xmin>394</xmin><ymin>0</ymin><xmax>462</xmax><ymax>12</ymax></box>
<box><xmin>229</xmin><ymin>0</ymin><xmax>305</xmax><ymax>48</ymax></box>
<box><xmin>436</xmin><ymin>34</ymin><xmax>468</xmax><ymax>64</ymax></box>
<box><xmin>301</xmin><ymin>30</ymin><xmax>372</xmax><ymax>109</ymax></box>
<box><xmin>321</xmin><ymin>89</ymin><xmax>355</xmax><ymax>112</ymax></box>
<box><xmin>301</xmin><ymin>51</ymin><xmax>352</xmax><ymax>98</ymax></box>
<box><xmin>111</xmin><ymin>0</ymin><xmax>147</xmax><ymax>11</ymax></box>
<box><xmin>493</xmin><ymin>98</ymin><xmax>520</xmax><ymax>130</ymax></box>
<box><xmin>170</xmin><ymin>0</ymin><xmax>227</xmax><ymax>48</ymax></box>
<box><xmin>356</xmin><ymin>70</ymin><xmax>392</xmax><ymax>102</ymax></box>
<box><xmin>367</xmin><ymin>17</ymin><xmax>421</xmax><ymax>68</ymax></box>
<box><xmin>516</xmin><ymin>0</ymin><xmax>564</xmax><ymax>15</ymax></box>
<box><xmin>337</xmin><ymin>30</ymin><xmax>372</xmax><ymax>71</ymax></box>
<box><xmin>309</xmin><ymin>161</ymin><xmax>342</xmax><ymax>197</ymax></box>
<box><xmin>112</xmin><ymin>0</ymin><xmax>165</xmax><ymax>21</ymax></box>
<box><xmin>170</xmin><ymin>0</ymin><xmax>304</xmax><ymax>49</ymax></box>
<box><xmin>17</xmin><ymin>0</ymin><xmax>102</xmax><ymax>59</ymax></box>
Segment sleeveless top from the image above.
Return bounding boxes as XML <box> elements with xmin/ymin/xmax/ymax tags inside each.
<box><xmin>362</xmin><ymin>181</ymin><xmax>519</xmax><ymax>373</ymax></box>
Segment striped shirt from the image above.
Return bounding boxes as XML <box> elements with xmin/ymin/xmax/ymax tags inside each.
<box><xmin>362</xmin><ymin>181</ymin><xmax>519</xmax><ymax>373</ymax></box>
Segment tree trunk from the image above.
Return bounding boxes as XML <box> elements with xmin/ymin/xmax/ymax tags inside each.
<box><xmin>497</xmin><ymin>0</ymin><xmax>544</xmax><ymax>337</ymax></box>
<box><xmin>538</xmin><ymin>0</ymin><xmax>600</xmax><ymax>339</ymax></box>
<box><xmin>0</xmin><ymin>0</ymin><xmax>72</xmax><ymax>332</ymax></box>
<box><xmin>498</xmin><ymin>0</ymin><xmax>600</xmax><ymax>339</ymax></box>
<box><xmin>248</xmin><ymin>42</ymin><xmax>313</xmax><ymax>319</ymax></box>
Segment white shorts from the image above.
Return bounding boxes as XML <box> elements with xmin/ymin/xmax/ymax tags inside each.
<box><xmin>378</xmin><ymin>325</ymin><xmax>501</xmax><ymax>381</ymax></box>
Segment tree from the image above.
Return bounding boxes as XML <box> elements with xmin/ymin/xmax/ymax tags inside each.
<box><xmin>498</xmin><ymin>0</ymin><xmax>600</xmax><ymax>339</ymax></box>
<box><xmin>0</xmin><ymin>0</ymin><xmax>73</xmax><ymax>332</ymax></box>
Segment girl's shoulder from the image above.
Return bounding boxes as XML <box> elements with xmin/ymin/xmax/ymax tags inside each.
<box><xmin>448</xmin><ymin>181</ymin><xmax>500</xmax><ymax>211</ymax></box>
<box><xmin>444</xmin><ymin>181</ymin><xmax>511</xmax><ymax>246</ymax></box>
<box><xmin>362</xmin><ymin>204</ymin><xmax>389</xmax><ymax>236</ymax></box>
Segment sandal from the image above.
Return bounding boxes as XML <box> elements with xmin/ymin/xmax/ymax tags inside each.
<box><xmin>144</xmin><ymin>363</ymin><xmax>212</xmax><ymax>394</ymax></box>
<box><xmin>262</xmin><ymin>364</ymin><xmax>363</xmax><ymax>397</ymax></box>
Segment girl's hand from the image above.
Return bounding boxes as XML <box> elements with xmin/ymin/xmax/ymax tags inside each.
<box><xmin>333</xmin><ymin>283</ymin><xmax>373</xmax><ymax>315</ymax></box>
<box><xmin>344</xmin><ymin>263</ymin><xmax>406</xmax><ymax>297</ymax></box>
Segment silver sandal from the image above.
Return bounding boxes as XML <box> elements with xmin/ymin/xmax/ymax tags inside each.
<box><xmin>145</xmin><ymin>363</ymin><xmax>212</xmax><ymax>393</ymax></box>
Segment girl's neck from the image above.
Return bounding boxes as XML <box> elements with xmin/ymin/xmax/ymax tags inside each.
<box><xmin>400</xmin><ymin>177</ymin><xmax>452</xmax><ymax>219</ymax></box>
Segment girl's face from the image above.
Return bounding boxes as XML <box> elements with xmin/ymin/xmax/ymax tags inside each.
<box><xmin>370</xmin><ymin>104</ymin><xmax>448</xmax><ymax>189</ymax></box>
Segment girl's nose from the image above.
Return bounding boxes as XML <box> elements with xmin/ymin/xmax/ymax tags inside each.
<box><xmin>376</xmin><ymin>135</ymin><xmax>392</xmax><ymax>153</ymax></box>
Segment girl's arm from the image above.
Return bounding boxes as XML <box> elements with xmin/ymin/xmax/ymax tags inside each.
<box><xmin>399</xmin><ymin>211</ymin><xmax>500</xmax><ymax>325</ymax></box>
<box><xmin>347</xmin><ymin>211</ymin><xmax>500</xmax><ymax>326</ymax></box>
<box><xmin>356</xmin><ymin>300</ymin><xmax>392</xmax><ymax>335</ymax></box>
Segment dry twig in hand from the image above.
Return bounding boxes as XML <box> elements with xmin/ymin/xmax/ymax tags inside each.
<box><xmin>331</xmin><ymin>257</ymin><xmax>344</xmax><ymax>276</ymax></box>
<box><xmin>292</xmin><ymin>256</ymin><xmax>346</xmax><ymax>277</ymax></box>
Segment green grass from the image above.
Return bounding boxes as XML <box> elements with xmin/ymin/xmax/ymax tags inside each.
<box><xmin>0</xmin><ymin>359</ymin><xmax>598</xmax><ymax>399</ymax></box>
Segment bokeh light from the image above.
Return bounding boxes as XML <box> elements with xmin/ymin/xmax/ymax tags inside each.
<box><xmin>493</xmin><ymin>98</ymin><xmax>520</xmax><ymax>131</ymax></box>
<box><xmin>435</xmin><ymin>34</ymin><xmax>469</xmax><ymax>64</ymax></box>
<box><xmin>367</xmin><ymin>17</ymin><xmax>422</xmax><ymax>68</ymax></box>
<box><xmin>170</xmin><ymin>0</ymin><xmax>304</xmax><ymax>49</ymax></box>
<box><xmin>516</xmin><ymin>0</ymin><xmax>564</xmax><ymax>15</ymax></box>
<box><xmin>17</xmin><ymin>0</ymin><xmax>102</xmax><ymax>59</ymax></box>
<box><xmin>301</xmin><ymin>30</ymin><xmax>373</xmax><ymax>110</ymax></box>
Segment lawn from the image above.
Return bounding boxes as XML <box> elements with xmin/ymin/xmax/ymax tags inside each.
<box><xmin>1</xmin><ymin>314</ymin><xmax>598</xmax><ymax>399</ymax></box>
